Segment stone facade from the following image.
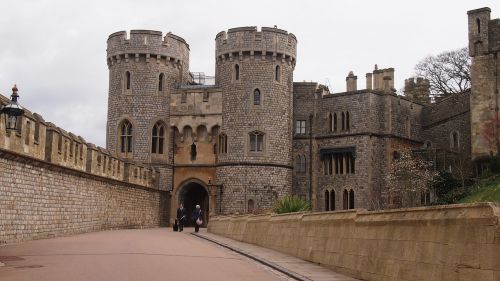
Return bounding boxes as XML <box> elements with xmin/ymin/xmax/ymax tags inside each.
<box><xmin>100</xmin><ymin>7</ymin><xmax>497</xmax><ymax>216</ymax></box>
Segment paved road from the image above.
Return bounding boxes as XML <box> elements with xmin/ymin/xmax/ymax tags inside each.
<box><xmin>0</xmin><ymin>228</ymin><xmax>285</xmax><ymax>281</ymax></box>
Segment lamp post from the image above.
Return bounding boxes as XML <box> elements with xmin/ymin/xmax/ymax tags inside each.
<box><xmin>207</xmin><ymin>177</ymin><xmax>223</xmax><ymax>214</ymax></box>
<box><xmin>1</xmin><ymin>85</ymin><xmax>24</xmax><ymax>132</ymax></box>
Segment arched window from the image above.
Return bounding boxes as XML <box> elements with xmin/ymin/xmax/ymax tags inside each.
<box><xmin>248</xmin><ymin>199</ymin><xmax>254</xmax><ymax>212</ymax></box>
<box><xmin>346</xmin><ymin>111</ymin><xmax>350</xmax><ymax>130</ymax></box>
<box><xmin>325</xmin><ymin>190</ymin><xmax>330</xmax><ymax>211</ymax></box>
<box><xmin>253</xmin><ymin>89</ymin><xmax>261</xmax><ymax>105</ymax></box>
<box><xmin>125</xmin><ymin>71</ymin><xmax>131</xmax><ymax>90</ymax></box>
<box><xmin>333</xmin><ymin>113</ymin><xmax>337</xmax><ymax>132</ymax></box>
<box><xmin>349</xmin><ymin>189</ymin><xmax>355</xmax><ymax>209</ymax></box>
<box><xmin>328</xmin><ymin>113</ymin><xmax>333</xmax><ymax>132</ymax></box>
<box><xmin>330</xmin><ymin>190</ymin><xmax>336</xmax><ymax>211</ymax></box>
<box><xmin>249</xmin><ymin>131</ymin><xmax>264</xmax><ymax>152</ymax></box>
<box><xmin>234</xmin><ymin>64</ymin><xmax>240</xmax><ymax>81</ymax></box>
<box><xmin>341</xmin><ymin>112</ymin><xmax>345</xmax><ymax>130</ymax></box>
<box><xmin>151</xmin><ymin>122</ymin><xmax>165</xmax><ymax>154</ymax></box>
<box><xmin>275</xmin><ymin>65</ymin><xmax>281</xmax><ymax>82</ymax></box>
<box><xmin>120</xmin><ymin>120</ymin><xmax>133</xmax><ymax>153</ymax></box>
<box><xmin>158</xmin><ymin>73</ymin><xmax>164</xmax><ymax>91</ymax></box>
<box><xmin>218</xmin><ymin>133</ymin><xmax>227</xmax><ymax>154</ymax></box>
<box><xmin>476</xmin><ymin>18</ymin><xmax>481</xmax><ymax>34</ymax></box>
<box><xmin>343</xmin><ymin>189</ymin><xmax>348</xmax><ymax>210</ymax></box>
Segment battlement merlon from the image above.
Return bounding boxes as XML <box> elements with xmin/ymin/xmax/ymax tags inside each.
<box><xmin>215</xmin><ymin>26</ymin><xmax>297</xmax><ymax>63</ymax></box>
<box><xmin>106</xmin><ymin>30</ymin><xmax>190</xmax><ymax>66</ymax></box>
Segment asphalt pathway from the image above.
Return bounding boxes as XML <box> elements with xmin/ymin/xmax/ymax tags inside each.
<box><xmin>0</xmin><ymin>228</ymin><xmax>286</xmax><ymax>281</ymax></box>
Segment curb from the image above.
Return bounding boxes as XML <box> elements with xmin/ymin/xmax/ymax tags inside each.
<box><xmin>191</xmin><ymin>233</ymin><xmax>312</xmax><ymax>281</ymax></box>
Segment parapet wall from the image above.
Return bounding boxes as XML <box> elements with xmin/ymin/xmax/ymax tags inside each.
<box><xmin>215</xmin><ymin>26</ymin><xmax>296</xmax><ymax>63</ymax></box>
<box><xmin>208</xmin><ymin>203</ymin><xmax>500</xmax><ymax>281</ymax></box>
<box><xmin>107</xmin><ymin>30</ymin><xmax>190</xmax><ymax>68</ymax></box>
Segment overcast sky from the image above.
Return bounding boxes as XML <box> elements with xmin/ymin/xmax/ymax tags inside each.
<box><xmin>0</xmin><ymin>0</ymin><xmax>498</xmax><ymax>147</ymax></box>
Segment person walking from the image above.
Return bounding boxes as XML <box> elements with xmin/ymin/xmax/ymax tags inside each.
<box><xmin>176</xmin><ymin>203</ymin><xmax>187</xmax><ymax>232</ymax></box>
<box><xmin>191</xmin><ymin>205</ymin><xmax>203</xmax><ymax>233</ymax></box>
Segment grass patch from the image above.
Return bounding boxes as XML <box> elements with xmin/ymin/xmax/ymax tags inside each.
<box><xmin>459</xmin><ymin>175</ymin><xmax>500</xmax><ymax>203</ymax></box>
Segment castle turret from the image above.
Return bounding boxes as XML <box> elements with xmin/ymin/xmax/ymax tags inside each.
<box><xmin>404</xmin><ymin>77</ymin><xmax>430</xmax><ymax>104</ymax></box>
<box><xmin>467</xmin><ymin>7</ymin><xmax>500</xmax><ymax>160</ymax></box>
<box><xmin>214</xmin><ymin>26</ymin><xmax>297</xmax><ymax>214</ymax></box>
<box><xmin>106</xmin><ymin>30</ymin><xmax>190</xmax><ymax>190</ymax></box>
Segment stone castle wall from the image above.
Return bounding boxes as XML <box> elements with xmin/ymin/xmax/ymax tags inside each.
<box><xmin>0</xmin><ymin>148</ymin><xmax>168</xmax><ymax>245</ymax></box>
<box><xmin>208</xmin><ymin>203</ymin><xmax>500</xmax><ymax>281</ymax></box>
<box><xmin>0</xmin><ymin>93</ymin><xmax>167</xmax><ymax>245</ymax></box>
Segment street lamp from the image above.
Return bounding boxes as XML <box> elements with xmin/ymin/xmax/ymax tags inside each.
<box><xmin>207</xmin><ymin>177</ymin><xmax>223</xmax><ymax>214</ymax></box>
<box><xmin>1</xmin><ymin>85</ymin><xmax>24</xmax><ymax>132</ymax></box>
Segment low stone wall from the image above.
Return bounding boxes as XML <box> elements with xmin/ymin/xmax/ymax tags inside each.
<box><xmin>208</xmin><ymin>203</ymin><xmax>500</xmax><ymax>281</ymax></box>
<box><xmin>0</xmin><ymin>148</ymin><xmax>169</xmax><ymax>245</ymax></box>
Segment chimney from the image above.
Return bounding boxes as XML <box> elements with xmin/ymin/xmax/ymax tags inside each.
<box><xmin>366</xmin><ymin>73</ymin><xmax>373</xmax><ymax>90</ymax></box>
<box><xmin>346</xmin><ymin>71</ymin><xmax>357</xmax><ymax>92</ymax></box>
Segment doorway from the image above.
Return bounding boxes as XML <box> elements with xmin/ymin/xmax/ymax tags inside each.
<box><xmin>178</xmin><ymin>181</ymin><xmax>209</xmax><ymax>227</ymax></box>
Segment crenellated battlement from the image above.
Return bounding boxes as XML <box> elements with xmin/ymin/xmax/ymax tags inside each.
<box><xmin>107</xmin><ymin>29</ymin><xmax>190</xmax><ymax>67</ymax></box>
<box><xmin>404</xmin><ymin>77</ymin><xmax>430</xmax><ymax>104</ymax></box>
<box><xmin>215</xmin><ymin>26</ymin><xmax>297</xmax><ymax>64</ymax></box>
<box><xmin>0</xmin><ymin>91</ymin><xmax>158</xmax><ymax>189</ymax></box>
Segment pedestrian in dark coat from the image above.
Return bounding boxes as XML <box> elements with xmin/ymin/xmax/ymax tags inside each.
<box><xmin>191</xmin><ymin>205</ymin><xmax>203</xmax><ymax>233</ymax></box>
<box><xmin>176</xmin><ymin>203</ymin><xmax>187</xmax><ymax>232</ymax></box>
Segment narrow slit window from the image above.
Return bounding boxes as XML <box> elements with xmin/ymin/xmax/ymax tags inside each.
<box><xmin>275</xmin><ymin>65</ymin><xmax>280</xmax><ymax>82</ymax></box>
<box><xmin>158</xmin><ymin>73</ymin><xmax>164</xmax><ymax>91</ymax></box>
<box><xmin>125</xmin><ymin>71</ymin><xmax>131</xmax><ymax>90</ymax></box>
<box><xmin>235</xmin><ymin>64</ymin><xmax>240</xmax><ymax>81</ymax></box>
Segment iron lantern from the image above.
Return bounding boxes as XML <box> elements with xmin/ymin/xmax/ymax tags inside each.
<box><xmin>1</xmin><ymin>85</ymin><xmax>24</xmax><ymax>132</ymax></box>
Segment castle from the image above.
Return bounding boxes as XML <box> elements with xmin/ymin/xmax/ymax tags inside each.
<box><xmin>105</xmin><ymin>7</ymin><xmax>500</xmax><ymax>220</ymax></box>
<box><xmin>1</xmin><ymin>7</ymin><xmax>498</xmax><ymax>227</ymax></box>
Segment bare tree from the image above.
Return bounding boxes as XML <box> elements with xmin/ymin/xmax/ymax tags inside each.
<box><xmin>415</xmin><ymin>47</ymin><xmax>471</xmax><ymax>97</ymax></box>
<box><xmin>386</xmin><ymin>149</ymin><xmax>438</xmax><ymax>208</ymax></box>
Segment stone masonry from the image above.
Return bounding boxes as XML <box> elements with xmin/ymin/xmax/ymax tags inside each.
<box><xmin>100</xmin><ymin>7</ymin><xmax>500</xmax><ymax>216</ymax></box>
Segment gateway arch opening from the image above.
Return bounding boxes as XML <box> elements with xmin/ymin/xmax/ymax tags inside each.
<box><xmin>178</xmin><ymin>181</ymin><xmax>209</xmax><ymax>227</ymax></box>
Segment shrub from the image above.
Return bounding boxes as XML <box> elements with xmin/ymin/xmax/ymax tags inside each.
<box><xmin>489</xmin><ymin>155</ymin><xmax>500</xmax><ymax>174</ymax></box>
<box><xmin>432</xmin><ymin>171</ymin><xmax>467</xmax><ymax>204</ymax></box>
<box><xmin>272</xmin><ymin>195</ymin><xmax>311</xmax><ymax>214</ymax></box>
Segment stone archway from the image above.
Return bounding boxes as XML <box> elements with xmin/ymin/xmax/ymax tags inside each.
<box><xmin>178</xmin><ymin>181</ymin><xmax>209</xmax><ymax>227</ymax></box>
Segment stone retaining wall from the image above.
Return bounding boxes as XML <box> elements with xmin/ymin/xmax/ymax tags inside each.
<box><xmin>208</xmin><ymin>203</ymin><xmax>500</xmax><ymax>281</ymax></box>
<box><xmin>0</xmin><ymin>148</ymin><xmax>169</xmax><ymax>245</ymax></box>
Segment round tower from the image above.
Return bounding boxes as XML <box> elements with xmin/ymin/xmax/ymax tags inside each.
<box><xmin>106</xmin><ymin>29</ymin><xmax>190</xmax><ymax>191</ymax></box>
<box><xmin>214</xmin><ymin>26</ymin><xmax>297</xmax><ymax>214</ymax></box>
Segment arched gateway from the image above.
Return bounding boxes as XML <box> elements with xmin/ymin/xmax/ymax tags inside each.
<box><xmin>177</xmin><ymin>180</ymin><xmax>209</xmax><ymax>227</ymax></box>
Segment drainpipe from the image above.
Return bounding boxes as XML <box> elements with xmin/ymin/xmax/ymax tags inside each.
<box><xmin>309</xmin><ymin>114</ymin><xmax>313</xmax><ymax>206</ymax></box>
<box><xmin>494</xmin><ymin>52</ymin><xmax>499</xmax><ymax>156</ymax></box>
